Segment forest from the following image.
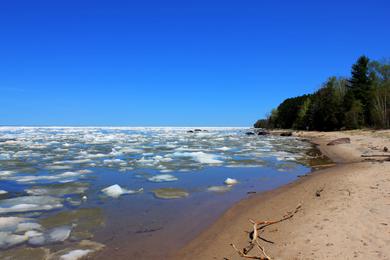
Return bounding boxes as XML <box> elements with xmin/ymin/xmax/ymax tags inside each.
<box><xmin>254</xmin><ymin>56</ymin><xmax>390</xmax><ymax>131</ymax></box>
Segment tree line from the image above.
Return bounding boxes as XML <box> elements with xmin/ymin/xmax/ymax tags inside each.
<box><xmin>254</xmin><ymin>56</ymin><xmax>390</xmax><ymax>131</ymax></box>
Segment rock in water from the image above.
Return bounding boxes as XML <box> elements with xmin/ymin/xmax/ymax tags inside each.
<box><xmin>152</xmin><ymin>188</ymin><xmax>189</xmax><ymax>199</ymax></box>
<box><xmin>327</xmin><ymin>138</ymin><xmax>351</xmax><ymax>146</ymax></box>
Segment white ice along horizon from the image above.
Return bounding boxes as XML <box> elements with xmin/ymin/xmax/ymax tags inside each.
<box><xmin>0</xmin><ymin>127</ymin><xmax>310</xmax><ymax>173</ymax></box>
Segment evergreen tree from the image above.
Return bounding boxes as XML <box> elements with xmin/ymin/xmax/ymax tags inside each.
<box><xmin>348</xmin><ymin>55</ymin><xmax>373</xmax><ymax>125</ymax></box>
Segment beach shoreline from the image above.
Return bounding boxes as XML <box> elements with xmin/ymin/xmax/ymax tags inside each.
<box><xmin>174</xmin><ymin>129</ymin><xmax>390</xmax><ymax>259</ymax></box>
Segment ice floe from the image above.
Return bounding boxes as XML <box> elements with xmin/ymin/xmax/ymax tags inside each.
<box><xmin>0</xmin><ymin>196</ymin><xmax>63</xmax><ymax>214</ymax></box>
<box><xmin>147</xmin><ymin>174</ymin><xmax>178</xmax><ymax>182</ymax></box>
<box><xmin>28</xmin><ymin>226</ymin><xmax>72</xmax><ymax>246</ymax></box>
<box><xmin>207</xmin><ymin>185</ymin><xmax>232</xmax><ymax>192</ymax></box>
<box><xmin>101</xmin><ymin>184</ymin><xmax>143</xmax><ymax>198</ymax></box>
<box><xmin>0</xmin><ymin>232</ymin><xmax>28</xmax><ymax>248</ymax></box>
<box><xmin>224</xmin><ymin>178</ymin><xmax>238</xmax><ymax>185</ymax></box>
<box><xmin>172</xmin><ymin>151</ymin><xmax>223</xmax><ymax>164</ymax></box>
<box><xmin>60</xmin><ymin>249</ymin><xmax>93</xmax><ymax>260</ymax></box>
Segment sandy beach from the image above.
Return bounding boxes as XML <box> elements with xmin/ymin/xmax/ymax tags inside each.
<box><xmin>175</xmin><ymin>130</ymin><xmax>390</xmax><ymax>260</ymax></box>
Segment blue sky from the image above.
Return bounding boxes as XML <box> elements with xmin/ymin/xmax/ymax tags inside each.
<box><xmin>0</xmin><ymin>0</ymin><xmax>389</xmax><ymax>126</ymax></box>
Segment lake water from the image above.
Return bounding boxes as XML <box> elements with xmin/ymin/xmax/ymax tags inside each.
<box><xmin>0</xmin><ymin>127</ymin><xmax>313</xmax><ymax>259</ymax></box>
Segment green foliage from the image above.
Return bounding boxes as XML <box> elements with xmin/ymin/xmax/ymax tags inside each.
<box><xmin>344</xmin><ymin>100</ymin><xmax>364</xmax><ymax>129</ymax></box>
<box><xmin>308</xmin><ymin>78</ymin><xmax>344</xmax><ymax>131</ymax></box>
<box><xmin>254</xmin><ymin>56</ymin><xmax>390</xmax><ymax>131</ymax></box>
<box><xmin>253</xmin><ymin>119</ymin><xmax>268</xmax><ymax>128</ymax></box>
<box><xmin>293</xmin><ymin>98</ymin><xmax>311</xmax><ymax>130</ymax></box>
<box><xmin>274</xmin><ymin>95</ymin><xmax>311</xmax><ymax>129</ymax></box>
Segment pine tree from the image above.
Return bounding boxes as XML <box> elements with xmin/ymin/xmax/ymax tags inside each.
<box><xmin>348</xmin><ymin>55</ymin><xmax>373</xmax><ymax>125</ymax></box>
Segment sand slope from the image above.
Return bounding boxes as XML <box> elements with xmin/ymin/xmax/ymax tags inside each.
<box><xmin>175</xmin><ymin>130</ymin><xmax>390</xmax><ymax>260</ymax></box>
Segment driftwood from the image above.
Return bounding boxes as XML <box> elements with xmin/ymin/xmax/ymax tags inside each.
<box><xmin>361</xmin><ymin>154</ymin><xmax>390</xmax><ymax>157</ymax></box>
<box><xmin>312</xmin><ymin>163</ymin><xmax>336</xmax><ymax>168</ymax></box>
<box><xmin>231</xmin><ymin>204</ymin><xmax>302</xmax><ymax>260</ymax></box>
<box><xmin>315</xmin><ymin>186</ymin><xmax>325</xmax><ymax>197</ymax></box>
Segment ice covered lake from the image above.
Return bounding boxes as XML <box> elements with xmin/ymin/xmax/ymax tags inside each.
<box><xmin>0</xmin><ymin>127</ymin><xmax>316</xmax><ymax>259</ymax></box>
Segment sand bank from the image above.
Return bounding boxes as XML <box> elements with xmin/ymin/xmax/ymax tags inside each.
<box><xmin>175</xmin><ymin>130</ymin><xmax>390</xmax><ymax>259</ymax></box>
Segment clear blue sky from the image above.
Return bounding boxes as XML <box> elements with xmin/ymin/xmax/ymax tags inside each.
<box><xmin>0</xmin><ymin>0</ymin><xmax>389</xmax><ymax>126</ymax></box>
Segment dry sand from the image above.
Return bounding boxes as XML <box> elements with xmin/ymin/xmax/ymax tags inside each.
<box><xmin>175</xmin><ymin>130</ymin><xmax>390</xmax><ymax>260</ymax></box>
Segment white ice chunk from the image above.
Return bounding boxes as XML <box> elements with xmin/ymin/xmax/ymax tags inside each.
<box><xmin>0</xmin><ymin>217</ymin><xmax>28</xmax><ymax>232</ymax></box>
<box><xmin>207</xmin><ymin>186</ymin><xmax>232</xmax><ymax>192</ymax></box>
<box><xmin>49</xmin><ymin>226</ymin><xmax>71</xmax><ymax>242</ymax></box>
<box><xmin>0</xmin><ymin>171</ymin><xmax>15</xmax><ymax>177</ymax></box>
<box><xmin>0</xmin><ymin>190</ymin><xmax>8</xmax><ymax>195</ymax></box>
<box><xmin>224</xmin><ymin>178</ymin><xmax>238</xmax><ymax>185</ymax></box>
<box><xmin>0</xmin><ymin>232</ymin><xmax>28</xmax><ymax>248</ymax></box>
<box><xmin>148</xmin><ymin>174</ymin><xmax>178</xmax><ymax>182</ymax></box>
<box><xmin>0</xmin><ymin>196</ymin><xmax>63</xmax><ymax>214</ymax></box>
<box><xmin>172</xmin><ymin>152</ymin><xmax>223</xmax><ymax>164</ymax></box>
<box><xmin>28</xmin><ymin>226</ymin><xmax>71</xmax><ymax>246</ymax></box>
<box><xmin>60</xmin><ymin>249</ymin><xmax>93</xmax><ymax>260</ymax></box>
<box><xmin>101</xmin><ymin>185</ymin><xmax>143</xmax><ymax>198</ymax></box>
<box><xmin>216</xmin><ymin>146</ymin><xmax>231</xmax><ymax>151</ymax></box>
<box><xmin>16</xmin><ymin>222</ymin><xmax>42</xmax><ymax>232</ymax></box>
<box><xmin>24</xmin><ymin>230</ymin><xmax>43</xmax><ymax>238</ymax></box>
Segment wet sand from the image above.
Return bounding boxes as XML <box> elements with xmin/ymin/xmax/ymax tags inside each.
<box><xmin>175</xmin><ymin>130</ymin><xmax>390</xmax><ymax>259</ymax></box>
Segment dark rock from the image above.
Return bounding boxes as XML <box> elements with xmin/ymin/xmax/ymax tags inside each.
<box><xmin>384</xmin><ymin>146</ymin><xmax>388</xmax><ymax>152</ymax></box>
<box><xmin>327</xmin><ymin>137</ymin><xmax>351</xmax><ymax>146</ymax></box>
<box><xmin>187</xmin><ymin>130</ymin><xmax>194</xmax><ymax>133</ymax></box>
<box><xmin>194</xmin><ymin>129</ymin><xmax>202</xmax><ymax>132</ymax></box>
<box><xmin>245</xmin><ymin>132</ymin><xmax>255</xmax><ymax>136</ymax></box>
<box><xmin>257</xmin><ymin>131</ymin><xmax>270</xmax><ymax>136</ymax></box>
<box><xmin>280</xmin><ymin>132</ymin><xmax>293</xmax><ymax>137</ymax></box>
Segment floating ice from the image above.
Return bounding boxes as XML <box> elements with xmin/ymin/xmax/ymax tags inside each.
<box><xmin>0</xmin><ymin>232</ymin><xmax>28</xmax><ymax>249</ymax></box>
<box><xmin>0</xmin><ymin>190</ymin><xmax>8</xmax><ymax>195</ymax></box>
<box><xmin>172</xmin><ymin>151</ymin><xmax>223</xmax><ymax>164</ymax></box>
<box><xmin>26</xmin><ymin>183</ymin><xmax>89</xmax><ymax>196</ymax></box>
<box><xmin>101</xmin><ymin>185</ymin><xmax>143</xmax><ymax>198</ymax></box>
<box><xmin>60</xmin><ymin>249</ymin><xmax>93</xmax><ymax>260</ymax></box>
<box><xmin>16</xmin><ymin>222</ymin><xmax>42</xmax><ymax>232</ymax></box>
<box><xmin>28</xmin><ymin>226</ymin><xmax>72</xmax><ymax>246</ymax></box>
<box><xmin>0</xmin><ymin>217</ymin><xmax>28</xmax><ymax>232</ymax></box>
<box><xmin>216</xmin><ymin>146</ymin><xmax>231</xmax><ymax>151</ymax></box>
<box><xmin>0</xmin><ymin>171</ymin><xmax>15</xmax><ymax>177</ymax></box>
<box><xmin>49</xmin><ymin>226</ymin><xmax>72</xmax><ymax>242</ymax></box>
<box><xmin>0</xmin><ymin>196</ymin><xmax>63</xmax><ymax>214</ymax></box>
<box><xmin>148</xmin><ymin>174</ymin><xmax>178</xmax><ymax>182</ymax></box>
<box><xmin>224</xmin><ymin>178</ymin><xmax>238</xmax><ymax>185</ymax></box>
<box><xmin>207</xmin><ymin>186</ymin><xmax>232</xmax><ymax>192</ymax></box>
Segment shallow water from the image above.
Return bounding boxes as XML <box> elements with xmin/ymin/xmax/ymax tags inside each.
<box><xmin>0</xmin><ymin>127</ymin><xmax>313</xmax><ymax>259</ymax></box>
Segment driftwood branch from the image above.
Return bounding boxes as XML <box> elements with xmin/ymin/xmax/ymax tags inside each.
<box><xmin>231</xmin><ymin>204</ymin><xmax>302</xmax><ymax>260</ymax></box>
<box><xmin>361</xmin><ymin>154</ymin><xmax>390</xmax><ymax>157</ymax></box>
